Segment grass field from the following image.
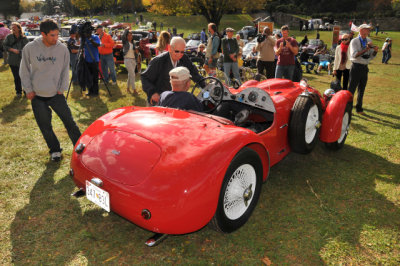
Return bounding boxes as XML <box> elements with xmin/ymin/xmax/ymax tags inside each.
<box><xmin>0</xmin><ymin>13</ymin><xmax>399</xmax><ymax>265</ymax></box>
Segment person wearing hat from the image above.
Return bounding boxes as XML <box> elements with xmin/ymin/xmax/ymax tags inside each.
<box><xmin>67</xmin><ymin>25</ymin><xmax>79</xmax><ymax>84</ymax></box>
<box><xmin>96</xmin><ymin>24</ymin><xmax>117</xmax><ymax>85</ymax></box>
<box><xmin>159</xmin><ymin>66</ymin><xmax>203</xmax><ymax>111</ymax></box>
<box><xmin>381</xmin><ymin>38</ymin><xmax>392</xmax><ymax>64</ymax></box>
<box><xmin>141</xmin><ymin>37</ymin><xmax>204</xmax><ymax>105</ymax></box>
<box><xmin>348</xmin><ymin>24</ymin><xmax>378</xmax><ymax>115</ymax></box>
<box><xmin>221</xmin><ymin>27</ymin><xmax>241</xmax><ymax>86</ymax></box>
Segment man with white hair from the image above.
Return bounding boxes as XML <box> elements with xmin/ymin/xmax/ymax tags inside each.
<box><xmin>141</xmin><ymin>36</ymin><xmax>203</xmax><ymax>105</ymax></box>
<box><xmin>348</xmin><ymin>24</ymin><xmax>378</xmax><ymax>115</ymax></box>
<box><xmin>159</xmin><ymin>67</ymin><xmax>203</xmax><ymax>111</ymax></box>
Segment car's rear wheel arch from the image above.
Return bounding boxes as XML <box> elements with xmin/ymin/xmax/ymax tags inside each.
<box><xmin>209</xmin><ymin>147</ymin><xmax>263</xmax><ymax>233</ymax></box>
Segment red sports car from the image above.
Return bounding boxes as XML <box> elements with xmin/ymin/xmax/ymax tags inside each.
<box><xmin>70</xmin><ymin>77</ymin><xmax>353</xmax><ymax>246</ymax></box>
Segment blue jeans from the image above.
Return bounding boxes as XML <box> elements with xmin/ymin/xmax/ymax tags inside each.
<box><xmin>275</xmin><ymin>65</ymin><xmax>295</xmax><ymax>80</ymax></box>
<box><xmin>223</xmin><ymin>62</ymin><xmax>241</xmax><ymax>86</ymax></box>
<box><xmin>31</xmin><ymin>94</ymin><xmax>81</xmax><ymax>153</ymax></box>
<box><xmin>100</xmin><ymin>53</ymin><xmax>117</xmax><ymax>83</ymax></box>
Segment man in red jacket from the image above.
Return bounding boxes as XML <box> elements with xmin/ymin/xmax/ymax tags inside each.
<box><xmin>96</xmin><ymin>25</ymin><xmax>117</xmax><ymax>85</ymax></box>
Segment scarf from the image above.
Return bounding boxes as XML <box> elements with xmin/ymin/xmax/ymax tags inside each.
<box><xmin>340</xmin><ymin>42</ymin><xmax>349</xmax><ymax>65</ymax></box>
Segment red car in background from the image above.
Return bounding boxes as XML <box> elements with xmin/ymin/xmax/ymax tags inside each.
<box><xmin>70</xmin><ymin>77</ymin><xmax>353</xmax><ymax>246</ymax></box>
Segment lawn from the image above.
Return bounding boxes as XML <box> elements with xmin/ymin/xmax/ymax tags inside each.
<box><xmin>0</xmin><ymin>13</ymin><xmax>399</xmax><ymax>265</ymax></box>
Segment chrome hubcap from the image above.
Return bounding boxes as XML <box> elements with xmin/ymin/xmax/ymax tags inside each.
<box><xmin>223</xmin><ymin>164</ymin><xmax>257</xmax><ymax>220</ymax></box>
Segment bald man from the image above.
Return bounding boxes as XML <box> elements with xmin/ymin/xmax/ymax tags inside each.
<box><xmin>141</xmin><ymin>36</ymin><xmax>203</xmax><ymax>105</ymax></box>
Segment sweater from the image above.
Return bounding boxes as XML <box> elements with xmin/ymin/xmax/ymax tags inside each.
<box><xmin>19</xmin><ymin>37</ymin><xmax>70</xmax><ymax>97</ymax></box>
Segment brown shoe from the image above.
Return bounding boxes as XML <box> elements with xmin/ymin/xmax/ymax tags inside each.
<box><xmin>132</xmin><ymin>90</ymin><xmax>139</xmax><ymax>96</ymax></box>
<box><xmin>356</xmin><ymin>111</ymin><xmax>365</xmax><ymax>115</ymax></box>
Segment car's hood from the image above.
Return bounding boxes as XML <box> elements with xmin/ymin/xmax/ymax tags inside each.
<box><xmin>80</xmin><ymin>107</ymin><xmax>242</xmax><ymax>186</ymax></box>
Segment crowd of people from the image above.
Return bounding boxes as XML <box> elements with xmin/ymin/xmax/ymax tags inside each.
<box><xmin>0</xmin><ymin>17</ymin><xmax>394</xmax><ymax>160</ymax></box>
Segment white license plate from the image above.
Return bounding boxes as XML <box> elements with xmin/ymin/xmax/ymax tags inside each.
<box><xmin>86</xmin><ymin>180</ymin><xmax>110</xmax><ymax>212</ymax></box>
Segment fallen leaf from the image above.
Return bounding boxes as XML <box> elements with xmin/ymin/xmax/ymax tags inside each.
<box><xmin>261</xmin><ymin>256</ymin><xmax>272</xmax><ymax>265</ymax></box>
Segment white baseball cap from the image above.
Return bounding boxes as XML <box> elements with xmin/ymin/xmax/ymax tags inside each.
<box><xmin>169</xmin><ymin>67</ymin><xmax>191</xmax><ymax>81</ymax></box>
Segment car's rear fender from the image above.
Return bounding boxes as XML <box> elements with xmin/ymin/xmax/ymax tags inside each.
<box><xmin>320</xmin><ymin>90</ymin><xmax>353</xmax><ymax>143</ymax></box>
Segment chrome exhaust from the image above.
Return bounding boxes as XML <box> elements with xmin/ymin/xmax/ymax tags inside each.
<box><xmin>71</xmin><ymin>188</ymin><xmax>85</xmax><ymax>198</ymax></box>
<box><xmin>145</xmin><ymin>233</ymin><xmax>168</xmax><ymax>247</ymax></box>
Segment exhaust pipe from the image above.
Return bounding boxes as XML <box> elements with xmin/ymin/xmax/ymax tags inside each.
<box><xmin>145</xmin><ymin>233</ymin><xmax>168</xmax><ymax>247</ymax></box>
<box><xmin>71</xmin><ymin>188</ymin><xmax>85</xmax><ymax>198</ymax></box>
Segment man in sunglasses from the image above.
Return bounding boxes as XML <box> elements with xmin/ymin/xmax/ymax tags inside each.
<box><xmin>348</xmin><ymin>24</ymin><xmax>378</xmax><ymax>115</ymax></box>
<box><xmin>141</xmin><ymin>36</ymin><xmax>204</xmax><ymax>105</ymax></box>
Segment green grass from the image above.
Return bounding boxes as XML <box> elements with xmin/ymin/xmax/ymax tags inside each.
<box><xmin>1</xmin><ymin>13</ymin><xmax>400</xmax><ymax>265</ymax></box>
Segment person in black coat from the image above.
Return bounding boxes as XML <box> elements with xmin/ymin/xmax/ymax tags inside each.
<box><xmin>141</xmin><ymin>37</ymin><xmax>203</xmax><ymax>105</ymax></box>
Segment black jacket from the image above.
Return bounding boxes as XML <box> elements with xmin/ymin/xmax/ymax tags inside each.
<box><xmin>141</xmin><ymin>52</ymin><xmax>203</xmax><ymax>102</ymax></box>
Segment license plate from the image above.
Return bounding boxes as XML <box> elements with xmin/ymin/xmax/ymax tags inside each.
<box><xmin>86</xmin><ymin>180</ymin><xmax>110</xmax><ymax>212</ymax></box>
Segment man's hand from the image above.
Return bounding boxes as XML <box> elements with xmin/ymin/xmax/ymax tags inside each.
<box><xmin>9</xmin><ymin>48</ymin><xmax>19</xmax><ymax>54</ymax></box>
<box><xmin>26</xmin><ymin>92</ymin><xmax>36</xmax><ymax>100</ymax></box>
<box><xmin>333</xmin><ymin>70</ymin><xmax>337</xmax><ymax>76</ymax></box>
<box><xmin>150</xmin><ymin>93</ymin><xmax>160</xmax><ymax>105</ymax></box>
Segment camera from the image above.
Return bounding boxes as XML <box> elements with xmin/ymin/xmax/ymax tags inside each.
<box><xmin>361</xmin><ymin>54</ymin><xmax>370</xmax><ymax>59</ymax></box>
<box><xmin>283</xmin><ymin>40</ymin><xmax>286</xmax><ymax>46</ymax></box>
<box><xmin>78</xmin><ymin>21</ymin><xmax>94</xmax><ymax>38</ymax></box>
<box><xmin>256</xmin><ymin>34</ymin><xmax>266</xmax><ymax>43</ymax></box>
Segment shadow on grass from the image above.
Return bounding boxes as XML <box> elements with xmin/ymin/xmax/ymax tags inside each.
<box><xmin>352</xmin><ymin>108</ymin><xmax>400</xmax><ymax>130</ymax></box>
<box><xmin>1</xmin><ymin>96</ymin><xmax>30</xmax><ymax>124</ymax></box>
<box><xmin>9</xmin><ymin>143</ymin><xmax>400</xmax><ymax>264</ymax></box>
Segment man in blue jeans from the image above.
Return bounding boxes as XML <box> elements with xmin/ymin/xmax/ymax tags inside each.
<box><xmin>96</xmin><ymin>25</ymin><xmax>117</xmax><ymax>85</ymax></box>
<box><xmin>20</xmin><ymin>19</ymin><xmax>81</xmax><ymax>161</ymax></box>
<box><xmin>275</xmin><ymin>25</ymin><xmax>298</xmax><ymax>80</ymax></box>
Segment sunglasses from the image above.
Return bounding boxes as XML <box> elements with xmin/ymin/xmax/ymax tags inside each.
<box><xmin>174</xmin><ymin>50</ymin><xmax>185</xmax><ymax>54</ymax></box>
<box><xmin>342</xmin><ymin>38</ymin><xmax>349</xmax><ymax>41</ymax></box>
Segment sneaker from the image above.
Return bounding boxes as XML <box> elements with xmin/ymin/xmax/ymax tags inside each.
<box><xmin>51</xmin><ymin>152</ymin><xmax>62</xmax><ymax>162</ymax></box>
<box><xmin>111</xmin><ymin>81</ymin><xmax>117</xmax><ymax>85</ymax></box>
<box><xmin>356</xmin><ymin>111</ymin><xmax>365</xmax><ymax>115</ymax></box>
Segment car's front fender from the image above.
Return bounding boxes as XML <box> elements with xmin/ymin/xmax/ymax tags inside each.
<box><xmin>320</xmin><ymin>90</ymin><xmax>353</xmax><ymax>143</ymax></box>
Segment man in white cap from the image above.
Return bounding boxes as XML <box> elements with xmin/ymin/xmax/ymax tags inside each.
<box><xmin>348</xmin><ymin>24</ymin><xmax>378</xmax><ymax>115</ymax></box>
<box><xmin>159</xmin><ymin>66</ymin><xmax>203</xmax><ymax>111</ymax></box>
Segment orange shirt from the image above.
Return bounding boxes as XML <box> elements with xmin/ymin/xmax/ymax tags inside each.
<box><xmin>98</xmin><ymin>32</ymin><xmax>114</xmax><ymax>55</ymax></box>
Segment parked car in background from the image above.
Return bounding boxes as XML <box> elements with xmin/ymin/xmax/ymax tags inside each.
<box><xmin>186</xmin><ymin>33</ymin><xmax>201</xmax><ymax>41</ymax></box>
<box><xmin>303</xmin><ymin>39</ymin><xmax>325</xmax><ymax>56</ymax></box>
<box><xmin>185</xmin><ymin>39</ymin><xmax>201</xmax><ymax>56</ymax></box>
<box><xmin>242</xmin><ymin>39</ymin><xmax>257</xmax><ymax>59</ymax></box>
<box><xmin>237</xmin><ymin>26</ymin><xmax>257</xmax><ymax>40</ymax></box>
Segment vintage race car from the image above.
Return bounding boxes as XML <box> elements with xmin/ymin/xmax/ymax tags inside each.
<box><xmin>70</xmin><ymin>77</ymin><xmax>353</xmax><ymax>246</ymax></box>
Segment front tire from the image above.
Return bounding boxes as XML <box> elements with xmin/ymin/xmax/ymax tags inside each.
<box><xmin>209</xmin><ymin>148</ymin><xmax>263</xmax><ymax>233</ymax></box>
<box><xmin>325</xmin><ymin>102</ymin><xmax>352</xmax><ymax>150</ymax></box>
<box><xmin>289</xmin><ymin>95</ymin><xmax>322</xmax><ymax>154</ymax></box>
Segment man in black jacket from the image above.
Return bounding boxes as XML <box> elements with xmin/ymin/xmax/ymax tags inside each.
<box><xmin>141</xmin><ymin>37</ymin><xmax>203</xmax><ymax>105</ymax></box>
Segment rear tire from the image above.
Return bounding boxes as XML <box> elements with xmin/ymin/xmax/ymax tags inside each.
<box><xmin>325</xmin><ymin>102</ymin><xmax>352</xmax><ymax>150</ymax></box>
<box><xmin>209</xmin><ymin>148</ymin><xmax>263</xmax><ymax>233</ymax></box>
<box><xmin>289</xmin><ymin>95</ymin><xmax>322</xmax><ymax>154</ymax></box>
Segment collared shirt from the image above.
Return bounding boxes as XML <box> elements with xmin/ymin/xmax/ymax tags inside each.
<box><xmin>349</xmin><ymin>35</ymin><xmax>376</xmax><ymax>65</ymax></box>
<box><xmin>170</xmin><ymin>52</ymin><xmax>178</xmax><ymax>68</ymax></box>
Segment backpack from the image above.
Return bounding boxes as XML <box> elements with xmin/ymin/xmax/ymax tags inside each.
<box><xmin>211</xmin><ymin>34</ymin><xmax>222</xmax><ymax>53</ymax></box>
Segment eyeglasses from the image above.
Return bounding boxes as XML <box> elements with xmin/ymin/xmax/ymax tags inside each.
<box><xmin>342</xmin><ymin>38</ymin><xmax>349</xmax><ymax>41</ymax></box>
<box><xmin>174</xmin><ymin>50</ymin><xmax>185</xmax><ymax>54</ymax></box>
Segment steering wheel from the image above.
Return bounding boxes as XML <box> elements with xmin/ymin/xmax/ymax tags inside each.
<box><xmin>191</xmin><ymin>77</ymin><xmax>225</xmax><ymax>113</ymax></box>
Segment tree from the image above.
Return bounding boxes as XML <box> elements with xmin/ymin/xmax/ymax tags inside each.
<box><xmin>149</xmin><ymin>0</ymin><xmax>264</xmax><ymax>29</ymax></box>
<box><xmin>0</xmin><ymin>0</ymin><xmax>20</xmax><ymax>18</ymax></box>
